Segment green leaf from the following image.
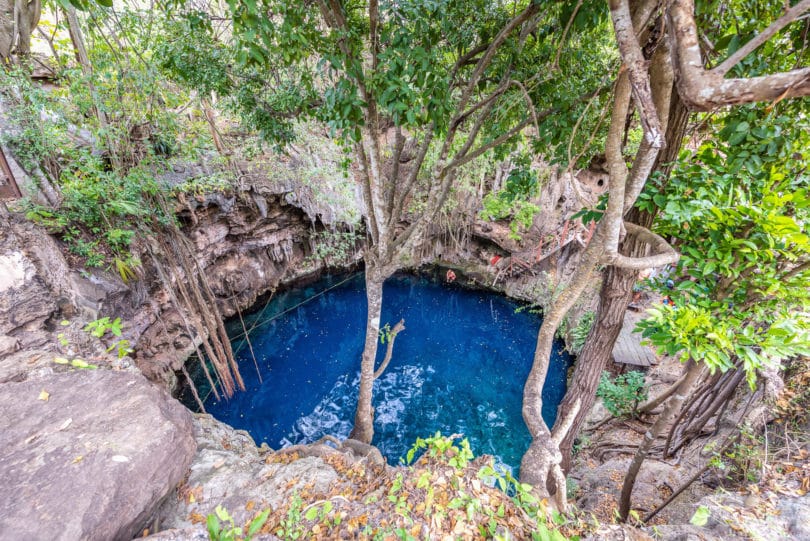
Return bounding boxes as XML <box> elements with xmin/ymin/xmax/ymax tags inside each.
<box><xmin>206</xmin><ymin>514</ymin><xmax>221</xmax><ymax>538</ymax></box>
<box><xmin>690</xmin><ymin>505</ymin><xmax>710</xmax><ymax>527</ymax></box>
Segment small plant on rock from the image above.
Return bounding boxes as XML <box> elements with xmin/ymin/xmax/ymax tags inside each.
<box><xmin>207</xmin><ymin>505</ymin><xmax>269</xmax><ymax>541</ymax></box>
<box><xmin>596</xmin><ymin>371</ymin><xmax>648</xmax><ymax>419</ymax></box>
<box><xmin>82</xmin><ymin>316</ymin><xmax>134</xmax><ymax>359</ymax></box>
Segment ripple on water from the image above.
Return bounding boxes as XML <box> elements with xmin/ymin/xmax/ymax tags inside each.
<box><xmin>200</xmin><ymin>273</ymin><xmax>571</xmax><ymax>475</ymax></box>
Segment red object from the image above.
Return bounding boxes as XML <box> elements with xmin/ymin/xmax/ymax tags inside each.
<box><xmin>490</xmin><ymin>255</ymin><xmax>502</xmax><ymax>265</ymax></box>
<box><xmin>446</xmin><ymin>270</ymin><xmax>457</xmax><ymax>282</ymax></box>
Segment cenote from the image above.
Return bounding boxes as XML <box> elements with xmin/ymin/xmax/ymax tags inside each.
<box><xmin>190</xmin><ymin>272</ymin><xmax>571</xmax><ymax>475</ymax></box>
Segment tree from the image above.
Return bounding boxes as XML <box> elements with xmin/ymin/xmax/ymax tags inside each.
<box><xmin>173</xmin><ymin>0</ymin><xmax>615</xmax><ymax>444</ymax></box>
<box><xmin>555</xmin><ymin>0</ymin><xmax>810</xmax><ymax>474</ymax></box>
<box><xmin>0</xmin><ymin>0</ymin><xmax>42</xmax><ymax>62</ymax></box>
<box><xmin>520</xmin><ymin>0</ymin><xmax>679</xmax><ymax>509</ymax></box>
<box><xmin>618</xmin><ymin>103</ymin><xmax>810</xmax><ymax>520</ymax></box>
<box><xmin>520</xmin><ymin>0</ymin><xmax>810</xmax><ymax>510</ymax></box>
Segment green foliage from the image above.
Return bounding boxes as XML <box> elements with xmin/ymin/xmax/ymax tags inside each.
<box><xmin>570</xmin><ymin>193</ymin><xmax>607</xmax><ymax>226</ymax></box>
<box><xmin>1</xmin><ymin>67</ymin><xmax>168</xmax><ymax>269</ymax></box>
<box><xmin>83</xmin><ymin>317</ymin><xmax>123</xmax><ymax>338</ymax></box>
<box><xmin>159</xmin><ymin>0</ymin><xmax>615</xmax><ymax>171</ymax></box>
<box><xmin>303</xmin><ymin>500</ymin><xmax>340</xmax><ymax>527</ymax></box>
<box><xmin>704</xmin><ymin>425</ymin><xmax>764</xmax><ymax>485</ymax></box>
<box><xmin>403</xmin><ymin>432</ymin><xmax>474</xmax><ymax>470</ymax></box>
<box><xmin>82</xmin><ymin>316</ymin><xmax>134</xmax><ymax>359</ymax></box>
<box><xmin>596</xmin><ymin>371</ymin><xmax>647</xmax><ymax>418</ymax></box>
<box><xmin>170</xmin><ymin>173</ymin><xmax>235</xmax><ymax>197</ymax></box>
<box><xmin>308</xmin><ymin>230</ymin><xmax>359</xmax><ymax>267</ymax></box>
<box><xmin>275</xmin><ymin>494</ymin><xmax>306</xmax><ymax>540</ymax></box>
<box><xmin>207</xmin><ymin>504</ymin><xmax>269</xmax><ymax>541</ymax></box>
<box><xmin>481</xmin><ymin>163</ymin><xmax>543</xmax><ymax>240</ymax></box>
<box><xmin>695</xmin><ymin>0</ymin><xmax>810</xmax><ymax>81</ymax></box>
<box><xmin>569</xmin><ymin>311</ymin><xmax>595</xmax><ymax>354</ymax></box>
<box><xmin>378</xmin><ymin>323</ymin><xmax>396</xmax><ymax>345</ymax></box>
<box><xmin>690</xmin><ymin>505</ymin><xmax>710</xmax><ymax>527</ymax></box>
<box><xmin>0</xmin><ymin>5</ymin><xmax>224</xmax><ymax>270</ymax></box>
<box><xmin>477</xmin><ymin>464</ymin><xmax>570</xmax><ymax>541</ymax></box>
<box><xmin>637</xmin><ymin>104</ymin><xmax>810</xmax><ymax>387</ymax></box>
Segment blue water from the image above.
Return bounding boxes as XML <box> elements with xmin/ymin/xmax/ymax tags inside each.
<box><xmin>201</xmin><ymin>272</ymin><xmax>571</xmax><ymax>475</ymax></box>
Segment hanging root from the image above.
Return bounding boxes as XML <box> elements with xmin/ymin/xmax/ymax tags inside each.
<box><xmin>146</xmin><ymin>194</ymin><xmax>245</xmax><ymax>399</ymax></box>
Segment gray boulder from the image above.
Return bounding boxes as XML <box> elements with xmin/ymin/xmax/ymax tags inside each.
<box><xmin>155</xmin><ymin>415</ymin><xmax>338</xmax><ymax>531</ymax></box>
<box><xmin>0</xmin><ymin>369</ymin><xmax>196</xmax><ymax>541</ymax></box>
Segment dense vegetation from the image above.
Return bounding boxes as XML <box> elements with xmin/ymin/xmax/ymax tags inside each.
<box><xmin>1</xmin><ymin>0</ymin><xmax>808</xmax><ymax>536</ymax></box>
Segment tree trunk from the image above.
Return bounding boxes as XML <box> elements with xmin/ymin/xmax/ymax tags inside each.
<box><xmin>349</xmin><ymin>263</ymin><xmax>386</xmax><ymax>444</ymax></box>
<box><xmin>11</xmin><ymin>0</ymin><xmax>41</xmax><ymax>59</ymax></box>
<box><xmin>554</xmin><ymin>92</ymin><xmax>689</xmax><ymax>471</ymax></box>
<box><xmin>520</xmin><ymin>230</ymin><xmax>603</xmax><ymax>509</ymax></box>
<box><xmin>554</xmin><ymin>262</ymin><xmax>636</xmax><ymax>471</ymax></box>
<box><xmin>618</xmin><ymin>359</ymin><xmax>702</xmax><ymax>521</ymax></box>
<box><xmin>64</xmin><ymin>6</ymin><xmax>121</xmax><ymax>169</ymax></box>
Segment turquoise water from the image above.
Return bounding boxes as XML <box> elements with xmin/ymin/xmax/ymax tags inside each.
<box><xmin>200</xmin><ymin>272</ymin><xmax>570</xmax><ymax>475</ymax></box>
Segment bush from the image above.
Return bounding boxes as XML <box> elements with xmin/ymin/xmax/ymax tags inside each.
<box><xmin>596</xmin><ymin>370</ymin><xmax>648</xmax><ymax>418</ymax></box>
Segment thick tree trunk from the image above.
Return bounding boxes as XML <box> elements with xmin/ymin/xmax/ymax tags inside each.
<box><xmin>555</xmin><ymin>93</ymin><xmax>689</xmax><ymax>471</ymax></box>
<box><xmin>554</xmin><ymin>262</ymin><xmax>636</xmax><ymax>471</ymax></box>
<box><xmin>350</xmin><ymin>264</ymin><xmax>385</xmax><ymax>444</ymax></box>
<box><xmin>618</xmin><ymin>359</ymin><xmax>702</xmax><ymax>521</ymax></box>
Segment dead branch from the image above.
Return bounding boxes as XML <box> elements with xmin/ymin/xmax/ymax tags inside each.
<box><xmin>373</xmin><ymin>319</ymin><xmax>405</xmax><ymax>379</ymax></box>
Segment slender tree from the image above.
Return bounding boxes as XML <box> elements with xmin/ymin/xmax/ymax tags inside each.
<box><xmin>521</xmin><ymin>0</ymin><xmax>810</xmax><ymax>506</ymax></box>
<box><xmin>177</xmin><ymin>0</ymin><xmax>613</xmax><ymax>443</ymax></box>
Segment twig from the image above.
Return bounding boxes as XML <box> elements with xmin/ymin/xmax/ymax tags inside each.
<box><xmin>712</xmin><ymin>0</ymin><xmax>810</xmax><ymax>76</ymax></box>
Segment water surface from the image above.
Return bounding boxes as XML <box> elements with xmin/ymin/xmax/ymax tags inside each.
<box><xmin>199</xmin><ymin>272</ymin><xmax>570</xmax><ymax>474</ymax></box>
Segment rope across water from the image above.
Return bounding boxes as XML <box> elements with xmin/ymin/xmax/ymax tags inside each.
<box><xmin>198</xmin><ymin>272</ymin><xmax>362</xmax><ymax>404</ymax></box>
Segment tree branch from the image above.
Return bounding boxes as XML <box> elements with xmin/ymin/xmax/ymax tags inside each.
<box><xmin>712</xmin><ymin>0</ymin><xmax>810</xmax><ymax>77</ymax></box>
<box><xmin>668</xmin><ymin>0</ymin><xmax>810</xmax><ymax>110</ymax></box>
<box><xmin>389</xmin><ymin>127</ymin><xmax>435</xmax><ymax>229</ymax></box>
<box><xmin>373</xmin><ymin>319</ymin><xmax>405</xmax><ymax>379</ymax></box>
<box><xmin>603</xmin><ymin>72</ymin><xmax>633</xmax><ymax>255</ymax></box>
<box><xmin>455</xmin><ymin>3</ymin><xmax>541</xmax><ymax>114</ymax></box>
<box><xmin>552</xmin><ymin>0</ymin><xmax>584</xmax><ymax>71</ymax></box>
<box><xmin>609</xmin><ymin>0</ymin><xmax>664</xmax><ymax>147</ymax></box>
<box><xmin>602</xmin><ymin>222</ymin><xmax>679</xmax><ymax>269</ymax></box>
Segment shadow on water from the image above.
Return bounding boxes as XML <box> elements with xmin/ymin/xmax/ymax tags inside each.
<box><xmin>181</xmin><ymin>272</ymin><xmax>571</xmax><ymax>476</ymax></box>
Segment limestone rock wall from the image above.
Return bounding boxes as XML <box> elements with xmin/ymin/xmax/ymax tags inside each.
<box><xmin>132</xmin><ymin>190</ymin><xmax>344</xmax><ymax>384</ymax></box>
<box><xmin>0</xmin><ymin>184</ymin><xmax>349</xmax><ymax>388</ymax></box>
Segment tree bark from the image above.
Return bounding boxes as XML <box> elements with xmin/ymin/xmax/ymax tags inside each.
<box><xmin>554</xmin><ymin>262</ymin><xmax>636</xmax><ymax>472</ymax></box>
<box><xmin>349</xmin><ymin>263</ymin><xmax>387</xmax><ymax>443</ymax></box>
<box><xmin>667</xmin><ymin>0</ymin><xmax>810</xmax><ymax>110</ymax></box>
<box><xmin>521</xmin><ymin>226</ymin><xmax>603</xmax><ymax>509</ymax></box>
<box><xmin>1</xmin><ymin>0</ymin><xmax>39</xmax><ymax>62</ymax></box>
<box><xmin>554</xmin><ymin>89</ymin><xmax>689</xmax><ymax>472</ymax></box>
<box><xmin>618</xmin><ymin>359</ymin><xmax>703</xmax><ymax>521</ymax></box>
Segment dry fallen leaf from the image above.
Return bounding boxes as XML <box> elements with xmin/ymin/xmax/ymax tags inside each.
<box><xmin>72</xmin><ymin>456</ymin><xmax>83</xmax><ymax>464</ymax></box>
<box><xmin>38</xmin><ymin>390</ymin><xmax>49</xmax><ymax>401</ymax></box>
<box><xmin>189</xmin><ymin>512</ymin><xmax>206</xmax><ymax>524</ymax></box>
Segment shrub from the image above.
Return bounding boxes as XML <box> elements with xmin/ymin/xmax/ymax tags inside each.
<box><xmin>596</xmin><ymin>370</ymin><xmax>648</xmax><ymax>418</ymax></box>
